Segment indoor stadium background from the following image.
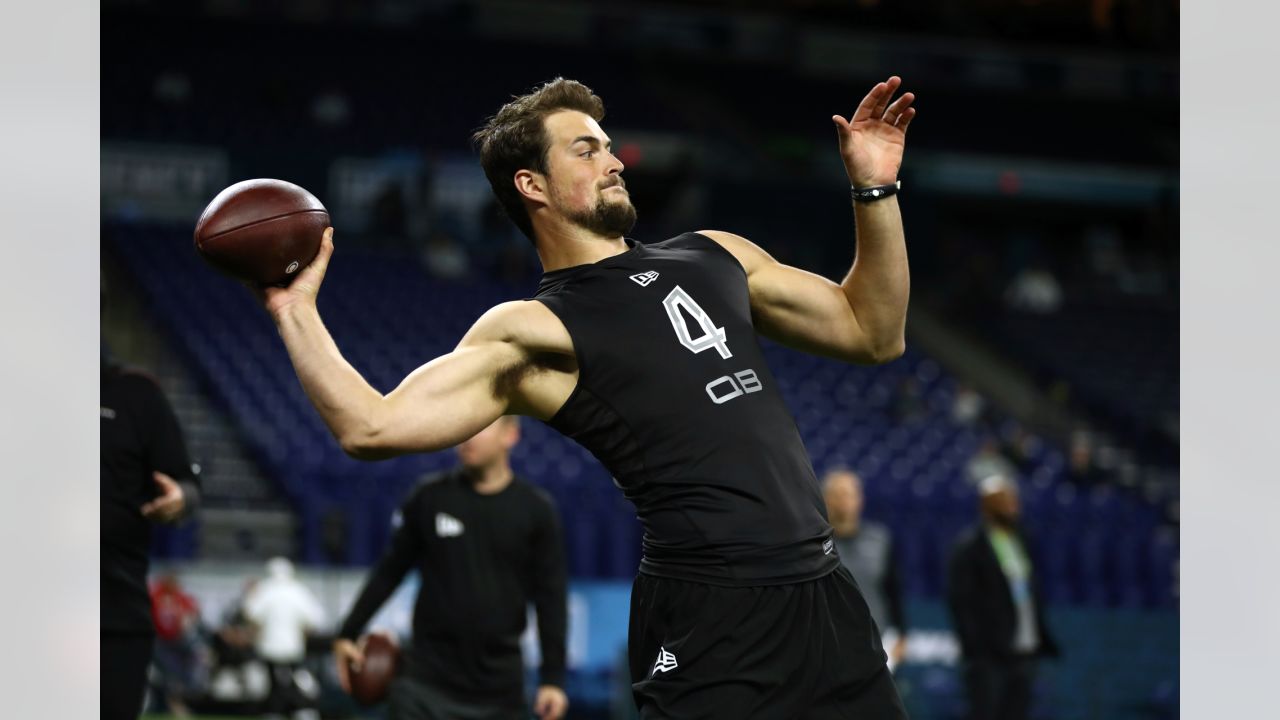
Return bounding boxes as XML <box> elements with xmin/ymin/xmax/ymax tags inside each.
<box><xmin>100</xmin><ymin>0</ymin><xmax>1178</xmax><ymax>718</ymax></box>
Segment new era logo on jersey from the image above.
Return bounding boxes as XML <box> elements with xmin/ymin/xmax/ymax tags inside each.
<box><xmin>435</xmin><ymin>512</ymin><xmax>464</xmax><ymax>538</ymax></box>
<box><xmin>651</xmin><ymin>646</ymin><xmax>679</xmax><ymax>677</ymax></box>
<box><xmin>630</xmin><ymin>271</ymin><xmax>659</xmax><ymax>287</ymax></box>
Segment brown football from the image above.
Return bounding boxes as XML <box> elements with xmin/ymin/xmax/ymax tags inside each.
<box><xmin>194</xmin><ymin>178</ymin><xmax>328</xmax><ymax>286</ymax></box>
<box><xmin>349</xmin><ymin>631</ymin><xmax>401</xmax><ymax>706</ymax></box>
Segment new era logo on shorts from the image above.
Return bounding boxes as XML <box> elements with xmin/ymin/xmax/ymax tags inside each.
<box><xmin>651</xmin><ymin>646</ymin><xmax>678</xmax><ymax>677</ymax></box>
<box><xmin>630</xmin><ymin>271</ymin><xmax>659</xmax><ymax>287</ymax></box>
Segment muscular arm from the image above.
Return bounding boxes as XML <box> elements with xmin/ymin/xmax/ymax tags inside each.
<box><xmin>276</xmin><ymin>303</ymin><xmax>524</xmax><ymax>458</ymax></box>
<box><xmin>264</xmin><ymin>231</ymin><xmax>573</xmax><ymax>460</ymax></box>
<box><xmin>700</xmin><ymin>219</ymin><xmax>908</xmax><ymax>364</ymax></box>
<box><xmin>698</xmin><ymin>77</ymin><xmax>915</xmax><ymax>365</ymax></box>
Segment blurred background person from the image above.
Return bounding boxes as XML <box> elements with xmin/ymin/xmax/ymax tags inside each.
<box><xmin>823</xmin><ymin>468</ymin><xmax>909</xmax><ymax>672</ymax></box>
<box><xmin>244</xmin><ymin>557</ymin><xmax>326</xmax><ymax>720</ymax></box>
<box><xmin>148</xmin><ymin>571</ymin><xmax>208</xmax><ymax>717</ymax></box>
<box><xmin>101</xmin><ymin>350</ymin><xmax>201</xmax><ymax>720</ymax></box>
<box><xmin>947</xmin><ymin>475</ymin><xmax>1059</xmax><ymax>720</ymax></box>
<box><xmin>333</xmin><ymin>416</ymin><xmax>569</xmax><ymax>720</ymax></box>
<box><xmin>966</xmin><ymin>436</ymin><xmax>1019</xmax><ymax>487</ymax></box>
<box><xmin>206</xmin><ymin>577</ymin><xmax>269</xmax><ymax>711</ymax></box>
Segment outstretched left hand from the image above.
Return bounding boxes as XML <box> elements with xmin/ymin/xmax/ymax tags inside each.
<box><xmin>832</xmin><ymin>76</ymin><xmax>916</xmax><ymax>188</ymax></box>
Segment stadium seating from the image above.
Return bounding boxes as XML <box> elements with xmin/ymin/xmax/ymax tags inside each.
<box><xmin>994</xmin><ymin>298</ymin><xmax>1178</xmax><ymax>458</ymax></box>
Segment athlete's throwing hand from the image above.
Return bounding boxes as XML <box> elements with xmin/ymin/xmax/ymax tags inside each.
<box><xmin>254</xmin><ymin>227</ymin><xmax>336</xmax><ymax>321</ymax></box>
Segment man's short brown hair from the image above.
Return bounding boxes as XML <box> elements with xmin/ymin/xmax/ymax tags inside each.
<box><xmin>472</xmin><ymin>78</ymin><xmax>606</xmax><ymax>242</ymax></box>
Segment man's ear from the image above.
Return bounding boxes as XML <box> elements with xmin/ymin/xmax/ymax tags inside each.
<box><xmin>515</xmin><ymin>169</ymin><xmax>547</xmax><ymax>205</ymax></box>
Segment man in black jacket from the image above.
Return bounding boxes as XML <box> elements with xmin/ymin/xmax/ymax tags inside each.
<box><xmin>333</xmin><ymin>416</ymin><xmax>569</xmax><ymax>720</ymax></box>
<box><xmin>946</xmin><ymin>474</ymin><xmax>1059</xmax><ymax>720</ymax></box>
<box><xmin>101</xmin><ymin>354</ymin><xmax>201</xmax><ymax>720</ymax></box>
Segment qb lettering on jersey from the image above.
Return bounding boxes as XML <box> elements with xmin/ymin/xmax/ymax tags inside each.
<box><xmin>705</xmin><ymin>369</ymin><xmax>763</xmax><ymax>404</ymax></box>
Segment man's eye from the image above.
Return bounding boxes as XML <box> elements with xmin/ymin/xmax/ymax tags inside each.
<box><xmin>581</xmin><ymin>150</ymin><xmax>594</xmax><ymax>158</ymax></box>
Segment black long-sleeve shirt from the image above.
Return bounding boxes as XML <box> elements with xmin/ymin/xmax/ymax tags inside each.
<box><xmin>339</xmin><ymin>469</ymin><xmax>568</xmax><ymax>706</ymax></box>
<box><xmin>101</xmin><ymin>362</ymin><xmax>199</xmax><ymax>634</ymax></box>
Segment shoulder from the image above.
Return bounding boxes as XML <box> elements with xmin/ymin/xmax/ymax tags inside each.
<box><xmin>513</xmin><ymin>478</ymin><xmax>561</xmax><ymax>520</ymax></box>
<box><xmin>423</xmin><ymin>469</ymin><xmax>460</xmax><ymax>489</ymax></box>
<box><xmin>111</xmin><ymin>366</ymin><xmax>165</xmax><ymax>396</ymax></box>
<box><xmin>461</xmin><ymin>300</ymin><xmax>571</xmax><ymax>357</ymax></box>
<box><xmin>693</xmin><ymin>230</ymin><xmax>770</xmax><ymax>275</ymax></box>
<box><xmin>107</xmin><ymin>367</ymin><xmax>175</xmax><ymax>417</ymax></box>
<box><xmin>407</xmin><ymin>470</ymin><xmax>454</xmax><ymax>501</ymax></box>
<box><xmin>513</xmin><ymin>477</ymin><xmax>556</xmax><ymax>507</ymax></box>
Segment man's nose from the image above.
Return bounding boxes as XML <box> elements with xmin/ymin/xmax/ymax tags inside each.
<box><xmin>606</xmin><ymin>152</ymin><xmax>625</xmax><ymax>175</ymax></box>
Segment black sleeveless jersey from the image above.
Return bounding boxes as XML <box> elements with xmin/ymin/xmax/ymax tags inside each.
<box><xmin>534</xmin><ymin>232</ymin><xmax>839</xmax><ymax>586</ymax></box>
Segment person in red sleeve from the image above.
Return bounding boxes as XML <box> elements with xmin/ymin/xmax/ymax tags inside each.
<box><xmin>149</xmin><ymin>573</ymin><xmax>205</xmax><ymax>717</ymax></box>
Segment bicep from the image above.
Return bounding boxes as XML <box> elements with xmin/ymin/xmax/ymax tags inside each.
<box><xmin>698</xmin><ymin>230</ymin><xmax>876</xmax><ymax>363</ymax></box>
<box><xmin>359</xmin><ymin>341</ymin><xmax>523</xmax><ymax>458</ymax></box>
<box><xmin>748</xmin><ymin>262</ymin><xmax>878</xmax><ymax>363</ymax></box>
<box><xmin>348</xmin><ymin>301</ymin><xmax>571</xmax><ymax>459</ymax></box>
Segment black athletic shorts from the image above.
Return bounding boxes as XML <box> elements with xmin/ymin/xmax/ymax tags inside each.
<box><xmin>628</xmin><ymin>565</ymin><xmax>907</xmax><ymax>719</ymax></box>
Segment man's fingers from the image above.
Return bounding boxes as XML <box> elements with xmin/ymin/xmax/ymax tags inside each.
<box><xmin>895</xmin><ymin>107</ymin><xmax>917</xmax><ymax>132</ymax></box>
<box><xmin>285</xmin><ymin>227</ymin><xmax>334</xmax><ymax>294</ymax></box>
<box><xmin>336</xmin><ymin>657</ymin><xmax>352</xmax><ymax>693</ymax></box>
<box><xmin>832</xmin><ymin>115</ymin><xmax>853</xmax><ymax>146</ymax></box>
<box><xmin>850</xmin><ymin>82</ymin><xmax>886</xmax><ymax>123</ymax></box>
<box><xmin>534</xmin><ymin>688</ymin><xmax>567</xmax><ymax>720</ymax></box>
<box><xmin>308</xmin><ymin>228</ymin><xmax>335</xmax><ymax>277</ymax></box>
<box><xmin>153</xmin><ymin>471</ymin><xmax>178</xmax><ymax>492</ymax></box>
<box><xmin>870</xmin><ymin>76</ymin><xmax>902</xmax><ymax>118</ymax></box>
<box><xmin>141</xmin><ymin>498</ymin><xmax>179</xmax><ymax>520</ymax></box>
<box><xmin>882</xmin><ymin>92</ymin><xmax>915</xmax><ymax>125</ymax></box>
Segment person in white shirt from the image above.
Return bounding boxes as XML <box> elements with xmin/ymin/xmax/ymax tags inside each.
<box><xmin>244</xmin><ymin>557</ymin><xmax>325</xmax><ymax>718</ymax></box>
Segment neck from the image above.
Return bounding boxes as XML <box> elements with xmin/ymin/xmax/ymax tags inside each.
<box><xmin>465</xmin><ymin>462</ymin><xmax>514</xmax><ymax>495</ymax></box>
<box><xmin>830</xmin><ymin>516</ymin><xmax>860</xmax><ymax>538</ymax></box>
<box><xmin>533</xmin><ymin>221</ymin><xmax>629</xmax><ymax>272</ymax></box>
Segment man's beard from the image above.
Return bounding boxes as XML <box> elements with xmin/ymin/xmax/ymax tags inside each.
<box><xmin>565</xmin><ymin>191</ymin><xmax>638</xmax><ymax>237</ymax></box>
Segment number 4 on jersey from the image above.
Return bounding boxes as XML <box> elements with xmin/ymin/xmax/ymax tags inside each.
<box><xmin>663</xmin><ymin>286</ymin><xmax>732</xmax><ymax>359</ymax></box>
